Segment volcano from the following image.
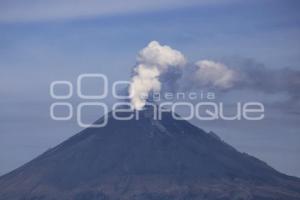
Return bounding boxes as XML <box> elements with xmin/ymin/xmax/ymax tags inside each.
<box><xmin>0</xmin><ymin>106</ymin><xmax>300</xmax><ymax>200</ymax></box>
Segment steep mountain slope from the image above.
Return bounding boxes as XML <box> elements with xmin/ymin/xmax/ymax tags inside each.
<box><xmin>0</xmin><ymin>107</ymin><xmax>300</xmax><ymax>200</ymax></box>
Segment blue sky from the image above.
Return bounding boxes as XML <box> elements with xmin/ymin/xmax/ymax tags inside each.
<box><xmin>1</xmin><ymin>0</ymin><xmax>300</xmax><ymax>177</ymax></box>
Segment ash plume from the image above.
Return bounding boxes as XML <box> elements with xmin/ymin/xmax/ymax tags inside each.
<box><xmin>129</xmin><ymin>41</ymin><xmax>186</xmax><ymax>110</ymax></box>
<box><xmin>128</xmin><ymin>41</ymin><xmax>300</xmax><ymax>111</ymax></box>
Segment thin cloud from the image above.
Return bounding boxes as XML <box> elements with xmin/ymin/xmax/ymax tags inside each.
<box><xmin>0</xmin><ymin>0</ymin><xmax>236</xmax><ymax>23</ymax></box>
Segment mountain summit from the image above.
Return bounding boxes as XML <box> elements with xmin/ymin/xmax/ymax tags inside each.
<box><xmin>1</xmin><ymin>107</ymin><xmax>300</xmax><ymax>200</ymax></box>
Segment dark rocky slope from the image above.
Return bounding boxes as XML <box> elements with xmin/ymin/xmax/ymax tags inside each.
<box><xmin>0</xmin><ymin>107</ymin><xmax>300</xmax><ymax>200</ymax></box>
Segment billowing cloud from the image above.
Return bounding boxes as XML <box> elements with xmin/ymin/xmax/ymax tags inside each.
<box><xmin>137</xmin><ymin>41</ymin><xmax>186</xmax><ymax>70</ymax></box>
<box><xmin>129</xmin><ymin>65</ymin><xmax>161</xmax><ymax>110</ymax></box>
<box><xmin>129</xmin><ymin>41</ymin><xmax>186</xmax><ymax>110</ymax></box>
<box><xmin>128</xmin><ymin>42</ymin><xmax>300</xmax><ymax>111</ymax></box>
<box><xmin>128</xmin><ymin>41</ymin><xmax>239</xmax><ymax>110</ymax></box>
<box><xmin>195</xmin><ymin>60</ymin><xmax>237</xmax><ymax>89</ymax></box>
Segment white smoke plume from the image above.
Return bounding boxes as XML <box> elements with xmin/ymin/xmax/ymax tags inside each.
<box><xmin>129</xmin><ymin>41</ymin><xmax>186</xmax><ymax>110</ymax></box>
<box><xmin>128</xmin><ymin>42</ymin><xmax>299</xmax><ymax>112</ymax></box>
<box><xmin>128</xmin><ymin>41</ymin><xmax>240</xmax><ymax>110</ymax></box>
<box><xmin>195</xmin><ymin>60</ymin><xmax>237</xmax><ymax>89</ymax></box>
<box><xmin>129</xmin><ymin>65</ymin><xmax>161</xmax><ymax>110</ymax></box>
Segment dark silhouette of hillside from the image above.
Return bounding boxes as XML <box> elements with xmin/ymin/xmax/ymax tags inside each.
<box><xmin>0</xmin><ymin>106</ymin><xmax>300</xmax><ymax>200</ymax></box>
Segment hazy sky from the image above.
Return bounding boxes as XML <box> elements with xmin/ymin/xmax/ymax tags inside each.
<box><xmin>1</xmin><ymin>0</ymin><xmax>300</xmax><ymax>177</ymax></box>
